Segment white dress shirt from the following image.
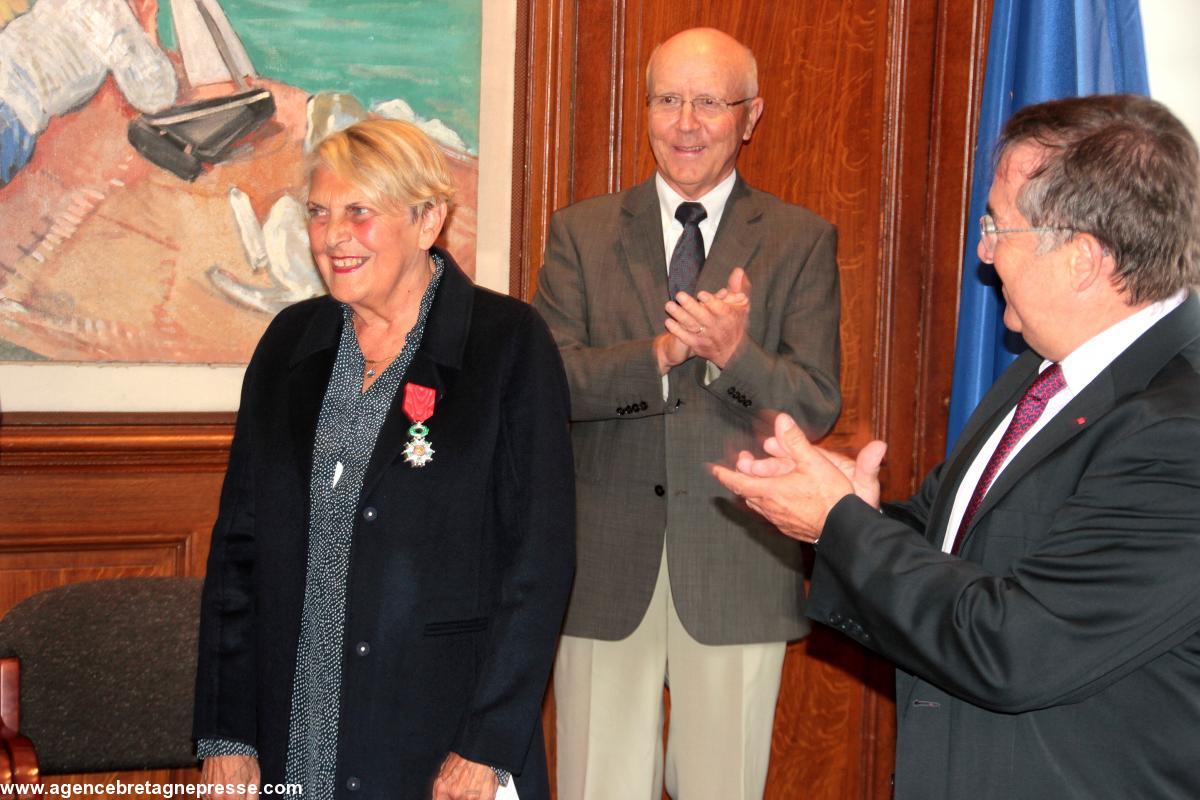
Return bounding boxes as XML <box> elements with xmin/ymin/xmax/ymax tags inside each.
<box><xmin>941</xmin><ymin>290</ymin><xmax>1187</xmax><ymax>552</ymax></box>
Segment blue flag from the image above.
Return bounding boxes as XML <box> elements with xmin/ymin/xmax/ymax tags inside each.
<box><xmin>945</xmin><ymin>0</ymin><xmax>1150</xmax><ymax>450</ymax></box>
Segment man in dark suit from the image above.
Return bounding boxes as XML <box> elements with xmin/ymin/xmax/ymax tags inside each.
<box><xmin>714</xmin><ymin>93</ymin><xmax>1200</xmax><ymax>799</ymax></box>
<box><xmin>533</xmin><ymin>27</ymin><xmax>841</xmax><ymax>800</ymax></box>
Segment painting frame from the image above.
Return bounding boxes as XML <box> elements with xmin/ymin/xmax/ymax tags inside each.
<box><xmin>0</xmin><ymin>0</ymin><xmax>517</xmax><ymax>413</ymax></box>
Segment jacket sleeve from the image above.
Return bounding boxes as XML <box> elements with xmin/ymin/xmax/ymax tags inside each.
<box><xmin>452</xmin><ymin>306</ymin><xmax>576</xmax><ymax>771</ymax></box>
<box><xmin>701</xmin><ymin>222</ymin><xmax>842</xmax><ymax>437</ymax></box>
<box><xmin>532</xmin><ymin>209</ymin><xmax>666</xmax><ymax>422</ymax></box>
<box><xmin>808</xmin><ymin>416</ymin><xmax>1200</xmax><ymax>713</ymax></box>
<box><xmin>880</xmin><ymin>456</ymin><xmax>947</xmax><ymax>534</ymax></box>
<box><xmin>192</xmin><ymin>352</ymin><xmax>261</xmax><ymax>749</ymax></box>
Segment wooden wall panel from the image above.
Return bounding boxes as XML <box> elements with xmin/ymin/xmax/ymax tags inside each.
<box><xmin>595</xmin><ymin>0</ymin><xmax>891</xmax><ymax>457</ymax></box>
<box><xmin>514</xmin><ymin>1</ymin><xmax>991</xmax><ymax>797</ymax></box>
<box><xmin>510</xmin><ymin>0</ymin><xmax>578</xmax><ymax>298</ymax></box>
<box><xmin>0</xmin><ymin>417</ymin><xmax>229</xmax><ymax>616</ymax></box>
<box><xmin>0</xmin><ymin>544</ymin><xmax>183</xmax><ymax>620</ymax></box>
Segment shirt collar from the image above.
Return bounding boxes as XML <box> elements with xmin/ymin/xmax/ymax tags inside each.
<box><xmin>1049</xmin><ymin>289</ymin><xmax>1188</xmax><ymax>392</ymax></box>
<box><xmin>655</xmin><ymin>170</ymin><xmax>738</xmax><ymax>227</ymax></box>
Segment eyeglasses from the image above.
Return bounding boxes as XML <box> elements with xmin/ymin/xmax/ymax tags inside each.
<box><xmin>978</xmin><ymin>214</ymin><xmax>1071</xmax><ymax>255</ymax></box>
<box><xmin>646</xmin><ymin>94</ymin><xmax>754</xmax><ymax>118</ymax></box>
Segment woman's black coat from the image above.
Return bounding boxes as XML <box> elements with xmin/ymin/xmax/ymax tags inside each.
<box><xmin>193</xmin><ymin>250</ymin><xmax>575</xmax><ymax>799</ymax></box>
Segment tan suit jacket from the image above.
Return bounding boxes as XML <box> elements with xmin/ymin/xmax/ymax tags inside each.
<box><xmin>534</xmin><ymin>175</ymin><xmax>841</xmax><ymax>644</ymax></box>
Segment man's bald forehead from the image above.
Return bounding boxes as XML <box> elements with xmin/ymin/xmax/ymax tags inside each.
<box><xmin>646</xmin><ymin>27</ymin><xmax>759</xmax><ymax>98</ymax></box>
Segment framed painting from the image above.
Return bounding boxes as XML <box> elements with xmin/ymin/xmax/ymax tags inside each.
<box><xmin>0</xmin><ymin>0</ymin><xmax>516</xmax><ymax>411</ymax></box>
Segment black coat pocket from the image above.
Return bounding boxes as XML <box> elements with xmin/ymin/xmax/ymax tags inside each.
<box><xmin>423</xmin><ymin>616</ymin><xmax>490</xmax><ymax>636</ymax></box>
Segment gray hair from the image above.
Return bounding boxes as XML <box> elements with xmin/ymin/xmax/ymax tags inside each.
<box><xmin>997</xmin><ymin>94</ymin><xmax>1200</xmax><ymax>303</ymax></box>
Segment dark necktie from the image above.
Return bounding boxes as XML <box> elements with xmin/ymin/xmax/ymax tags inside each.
<box><xmin>950</xmin><ymin>363</ymin><xmax>1067</xmax><ymax>554</ymax></box>
<box><xmin>668</xmin><ymin>201</ymin><xmax>707</xmax><ymax>298</ymax></box>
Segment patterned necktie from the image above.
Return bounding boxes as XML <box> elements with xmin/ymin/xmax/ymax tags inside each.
<box><xmin>950</xmin><ymin>363</ymin><xmax>1067</xmax><ymax>554</ymax></box>
<box><xmin>668</xmin><ymin>201</ymin><xmax>707</xmax><ymax>298</ymax></box>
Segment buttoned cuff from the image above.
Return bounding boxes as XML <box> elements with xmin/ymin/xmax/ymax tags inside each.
<box><xmin>196</xmin><ymin>738</ymin><xmax>259</xmax><ymax>760</ymax></box>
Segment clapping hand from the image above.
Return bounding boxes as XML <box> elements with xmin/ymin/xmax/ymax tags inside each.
<box><xmin>711</xmin><ymin>413</ymin><xmax>887</xmax><ymax>542</ymax></box>
<box><xmin>664</xmin><ymin>267</ymin><xmax>751</xmax><ymax>369</ymax></box>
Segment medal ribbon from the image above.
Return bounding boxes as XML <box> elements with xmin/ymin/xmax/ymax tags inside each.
<box><xmin>403</xmin><ymin>383</ymin><xmax>436</xmax><ymax>437</ymax></box>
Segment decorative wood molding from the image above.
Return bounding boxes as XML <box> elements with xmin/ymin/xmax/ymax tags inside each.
<box><xmin>510</xmin><ymin>0</ymin><xmax>578</xmax><ymax>300</ymax></box>
<box><xmin>0</xmin><ymin>414</ymin><xmax>233</xmax><ymax>472</ymax></box>
<box><xmin>914</xmin><ymin>0</ymin><xmax>993</xmax><ymax>480</ymax></box>
<box><xmin>0</xmin><ymin>415</ymin><xmax>225</xmax><ymax>614</ymax></box>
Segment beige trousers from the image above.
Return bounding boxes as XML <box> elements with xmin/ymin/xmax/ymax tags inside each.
<box><xmin>554</xmin><ymin>547</ymin><xmax>787</xmax><ymax>800</ymax></box>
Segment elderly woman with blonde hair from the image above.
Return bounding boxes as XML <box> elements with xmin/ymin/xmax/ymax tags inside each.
<box><xmin>193</xmin><ymin>118</ymin><xmax>575</xmax><ymax>800</ymax></box>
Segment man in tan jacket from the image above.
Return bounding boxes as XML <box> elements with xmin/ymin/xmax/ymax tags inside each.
<box><xmin>534</xmin><ymin>27</ymin><xmax>842</xmax><ymax>800</ymax></box>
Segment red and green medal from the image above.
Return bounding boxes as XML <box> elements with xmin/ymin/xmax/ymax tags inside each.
<box><xmin>402</xmin><ymin>383</ymin><xmax>437</xmax><ymax>467</ymax></box>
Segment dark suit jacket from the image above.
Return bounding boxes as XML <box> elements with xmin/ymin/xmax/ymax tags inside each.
<box><xmin>193</xmin><ymin>251</ymin><xmax>575</xmax><ymax>800</ymax></box>
<box><xmin>534</xmin><ymin>175</ymin><xmax>842</xmax><ymax>645</ymax></box>
<box><xmin>809</xmin><ymin>294</ymin><xmax>1200</xmax><ymax>799</ymax></box>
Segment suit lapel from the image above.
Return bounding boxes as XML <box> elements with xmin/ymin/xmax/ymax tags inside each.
<box><xmin>623</xmin><ymin>175</ymin><xmax>762</xmax><ymax>386</ymax></box>
<box><xmin>924</xmin><ymin>352</ymin><xmax>1041</xmax><ymax>545</ymax></box>
<box><xmin>359</xmin><ymin>247</ymin><xmax>472</xmax><ymax>502</ymax></box>
<box><xmin>951</xmin><ymin>293</ymin><xmax>1200</xmax><ymax>552</ymax></box>
<box><xmin>962</xmin><ymin>374</ymin><xmax>1113</xmax><ymax>538</ymax></box>
<box><xmin>286</xmin><ymin>299</ymin><xmax>342</xmax><ymax>495</ymax></box>
<box><xmin>622</xmin><ymin>175</ymin><xmax>762</xmax><ymax>318</ymax></box>
<box><xmin>619</xmin><ymin>178</ymin><xmax>670</xmax><ymax>332</ymax></box>
<box><xmin>697</xmin><ymin>177</ymin><xmax>761</xmax><ymax>297</ymax></box>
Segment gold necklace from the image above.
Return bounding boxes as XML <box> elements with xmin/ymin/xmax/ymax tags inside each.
<box><xmin>363</xmin><ymin>352</ymin><xmax>399</xmax><ymax>379</ymax></box>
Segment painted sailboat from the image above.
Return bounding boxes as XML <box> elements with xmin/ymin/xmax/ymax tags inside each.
<box><xmin>128</xmin><ymin>0</ymin><xmax>274</xmax><ymax>180</ymax></box>
<box><xmin>0</xmin><ymin>0</ymin><xmax>481</xmax><ymax>368</ymax></box>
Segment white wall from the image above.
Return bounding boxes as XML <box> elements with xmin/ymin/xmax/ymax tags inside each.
<box><xmin>473</xmin><ymin>0</ymin><xmax>517</xmax><ymax>294</ymax></box>
<box><xmin>1140</xmin><ymin>0</ymin><xmax>1200</xmax><ymax>141</ymax></box>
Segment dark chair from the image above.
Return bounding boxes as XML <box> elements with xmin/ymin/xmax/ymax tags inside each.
<box><xmin>0</xmin><ymin>577</ymin><xmax>202</xmax><ymax>792</ymax></box>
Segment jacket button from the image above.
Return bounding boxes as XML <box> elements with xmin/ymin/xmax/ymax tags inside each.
<box><xmin>354</xmin><ymin>641</ymin><xmax>370</xmax><ymax>657</ymax></box>
<box><xmin>654</xmin><ymin>485</ymin><xmax>665</xmax><ymax>497</ymax></box>
<box><xmin>346</xmin><ymin>776</ymin><xmax>361</xmax><ymax>791</ymax></box>
<box><xmin>362</xmin><ymin>507</ymin><xmax>378</xmax><ymax>522</ymax></box>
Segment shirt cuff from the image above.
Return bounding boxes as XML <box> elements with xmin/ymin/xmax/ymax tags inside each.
<box><xmin>704</xmin><ymin>360</ymin><xmax>721</xmax><ymax>386</ymax></box>
<box><xmin>196</xmin><ymin>738</ymin><xmax>259</xmax><ymax>760</ymax></box>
